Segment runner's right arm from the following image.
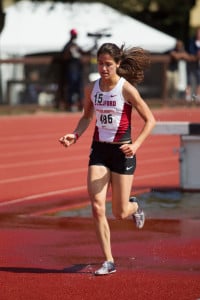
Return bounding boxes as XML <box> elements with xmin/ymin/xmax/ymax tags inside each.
<box><xmin>59</xmin><ymin>83</ymin><xmax>94</xmax><ymax>147</ymax></box>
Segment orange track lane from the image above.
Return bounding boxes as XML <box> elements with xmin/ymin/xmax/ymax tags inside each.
<box><xmin>2</xmin><ymin>107</ymin><xmax>199</xmax><ymax>212</ymax></box>
<box><xmin>0</xmin><ymin>107</ymin><xmax>200</xmax><ymax>300</ymax></box>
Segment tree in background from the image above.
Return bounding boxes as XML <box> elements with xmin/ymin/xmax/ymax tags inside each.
<box><xmin>0</xmin><ymin>0</ymin><xmax>197</xmax><ymax>47</ymax></box>
<box><xmin>65</xmin><ymin>0</ymin><xmax>196</xmax><ymax>45</ymax></box>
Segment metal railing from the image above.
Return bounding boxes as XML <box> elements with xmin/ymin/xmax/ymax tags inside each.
<box><xmin>0</xmin><ymin>54</ymin><xmax>170</xmax><ymax>106</ymax></box>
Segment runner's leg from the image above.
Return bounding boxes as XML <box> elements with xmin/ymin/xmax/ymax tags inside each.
<box><xmin>111</xmin><ymin>172</ymin><xmax>138</xmax><ymax>219</ymax></box>
<box><xmin>87</xmin><ymin>165</ymin><xmax>113</xmax><ymax>262</ymax></box>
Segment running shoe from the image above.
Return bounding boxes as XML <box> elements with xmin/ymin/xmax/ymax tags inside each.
<box><xmin>129</xmin><ymin>196</ymin><xmax>145</xmax><ymax>229</ymax></box>
<box><xmin>94</xmin><ymin>261</ymin><xmax>116</xmax><ymax>276</ymax></box>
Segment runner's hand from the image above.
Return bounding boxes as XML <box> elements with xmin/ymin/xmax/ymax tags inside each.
<box><xmin>59</xmin><ymin>134</ymin><xmax>76</xmax><ymax>147</ymax></box>
<box><xmin>120</xmin><ymin>143</ymin><xmax>137</xmax><ymax>157</ymax></box>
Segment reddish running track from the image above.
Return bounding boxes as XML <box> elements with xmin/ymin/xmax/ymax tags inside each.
<box><xmin>0</xmin><ymin>107</ymin><xmax>200</xmax><ymax>300</ymax></box>
<box><xmin>0</xmin><ymin>217</ymin><xmax>199</xmax><ymax>300</ymax></box>
<box><xmin>1</xmin><ymin>106</ymin><xmax>200</xmax><ymax>214</ymax></box>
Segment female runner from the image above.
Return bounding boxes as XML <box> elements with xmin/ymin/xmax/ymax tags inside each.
<box><xmin>59</xmin><ymin>43</ymin><xmax>156</xmax><ymax>275</ymax></box>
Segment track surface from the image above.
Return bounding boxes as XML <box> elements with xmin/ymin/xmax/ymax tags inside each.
<box><xmin>0</xmin><ymin>107</ymin><xmax>200</xmax><ymax>300</ymax></box>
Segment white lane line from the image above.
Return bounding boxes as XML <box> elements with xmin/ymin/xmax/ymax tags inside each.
<box><xmin>0</xmin><ymin>156</ymin><xmax>177</xmax><ymax>169</ymax></box>
<box><xmin>0</xmin><ymin>131</ymin><xmax>92</xmax><ymax>145</ymax></box>
<box><xmin>0</xmin><ymin>133</ymin><xmax>59</xmax><ymax>143</ymax></box>
<box><xmin>0</xmin><ymin>136</ymin><xmax>87</xmax><ymax>149</ymax></box>
<box><xmin>0</xmin><ymin>170</ymin><xmax>178</xmax><ymax>207</ymax></box>
<box><xmin>0</xmin><ymin>144</ymin><xmax>174</xmax><ymax>159</ymax></box>
<box><xmin>135</xmin><ymin>170</ymin><xmax>178</xmax><ymax>181</ymax></box>
<box><xmin>0</xmin><ymin>148</ymin><xmax>64</xmax><ymax>158</ymax></box>
<box><xmin>0</xmin><ymin>144</ymin><xmax>90</xmax><ymax>158</ymax></box>
<box><xmin>138</xmin><ymin>157</ymin><xmax>177</xmax><ymax>165</ymax></box>
<box><xmin>0</xmin><ymin>168</ymin><xmax>87</xmax><ymax>184</ymax></box>
<box><xmin>0</xmin><ymin>156</ymin><xmax>86</xmax><ymax>168</ymax></box>
<box><xmin>0</xmin><ymin>157</ymin><xmax>177</xmax><ymax>183</ymax></box>
<box><xmin>0</xmin><ymin>186</ymin><xmax>87</xmax><ymax>207</ymax></box>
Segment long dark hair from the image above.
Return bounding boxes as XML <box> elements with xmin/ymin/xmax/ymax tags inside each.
<box><xmin>97</xmin><ymin>43</ymin><xmax>150</xmax><ymax>85</ymax></box>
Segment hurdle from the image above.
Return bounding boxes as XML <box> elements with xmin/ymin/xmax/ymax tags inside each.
<box><xmin>152</xmin><ymin>122</ymin><xmax>200</xmax><ymax>190</ymax></box>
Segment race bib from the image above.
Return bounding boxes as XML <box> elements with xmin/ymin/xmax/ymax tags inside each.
<box><xmin>96</xmin><ymin>111</ymin><xmax>117</xmax><ymax>129</ymax></box>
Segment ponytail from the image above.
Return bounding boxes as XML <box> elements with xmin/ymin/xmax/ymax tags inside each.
<box><xmin>117</xmin><ymin>46</ymin><xmax>150</xmax><ymax>85</ymax></box>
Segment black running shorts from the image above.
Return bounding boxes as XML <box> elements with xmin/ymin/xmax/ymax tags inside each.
<box><xmin>89</xmin><ymin>141</ymin><xmax>136</xmax><ymax>175</ymax></box>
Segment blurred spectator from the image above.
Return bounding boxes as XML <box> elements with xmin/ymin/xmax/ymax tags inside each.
<box><xmin>185</xmin><ymin>27</ymin><xmax>200</xmax><ymax>103</ymax></box>
<box><xmin>167</xmin><ymin>40</ymin><xmax>190</xmax><ymax>100</ymax></box>
<box><xmin>20</xmin><ymin>70</ymin><xmax>42</xmax><ymax>104</ymax></box>
<box><xmin>55</xmin><ymin>29</ymin><xmax>85</xmax><ymax>111</ymax></box>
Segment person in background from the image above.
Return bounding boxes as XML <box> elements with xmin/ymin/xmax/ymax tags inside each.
<box><xmin>54</xmin><ymin>28</ymin><xmax>89</xmax><ymax>111</ymax></box>
<box><xmin>167</xmin><ymin>40</ymin><xmax>191</xmax><ymax>100</ymax></box>
<box><xmin>59</xmin><ymin>43</ymin><xmax>156</xmax><ymax>275</ymax></box>
<box><xmin>61</xmin><ymin>28</ymin><xmax>84</xmax><ymax>111</ymax></box>
<box><xmin>185</xmin><ymin>27</ymin><xmax>200</xmax><ymax>103</ymax></box>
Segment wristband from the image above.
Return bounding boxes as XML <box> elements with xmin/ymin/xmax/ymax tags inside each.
<box><xmin>73</xmin><ymin>132</ymin><xmax>79</xmax><ymax>142</ymax></box>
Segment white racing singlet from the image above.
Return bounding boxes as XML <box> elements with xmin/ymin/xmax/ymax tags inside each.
<box><xmin>91</xmin><ymin>77</ymin><xmax>132</xmax><ymax>142</ymax></box>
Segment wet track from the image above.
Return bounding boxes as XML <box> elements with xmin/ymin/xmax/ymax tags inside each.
<box><xmin>0</xmin><ymin>107</ymin><xmax>200</xmax><ymax>299</ymax></box>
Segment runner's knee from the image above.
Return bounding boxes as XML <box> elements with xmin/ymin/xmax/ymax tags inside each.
<box><xmin>91</xmin><ymin>200</ymin><xmax>106</xmax><ymax>219</ymax></box>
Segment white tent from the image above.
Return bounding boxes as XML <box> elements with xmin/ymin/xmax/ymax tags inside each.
<box><xmin>0</xmin><ymin>1</ymin><xmax>176</xmax><ymax>57</ymax></box>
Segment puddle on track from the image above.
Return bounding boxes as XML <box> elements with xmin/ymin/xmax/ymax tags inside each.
<box><xmin>54</xmin><ymin>190</ymin><xmax>200</xmax><ymax>220</ymax></box>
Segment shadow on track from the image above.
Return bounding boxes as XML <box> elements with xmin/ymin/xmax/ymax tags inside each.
<box><xmin>0</xmin><ymin>264</ymin><xmax>97</xmax><ymax>274</ymax></box>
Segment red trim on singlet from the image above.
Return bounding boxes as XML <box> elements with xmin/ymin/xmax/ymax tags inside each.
<box><xmin>93</xmin><ymin>126</ymin><xmax>99</xmax><ymax>141</ymax></box>
<box><xmin>113</xmin><ymin>102</ymin><xmax>132</xmax><ymax>142</ymax></box>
